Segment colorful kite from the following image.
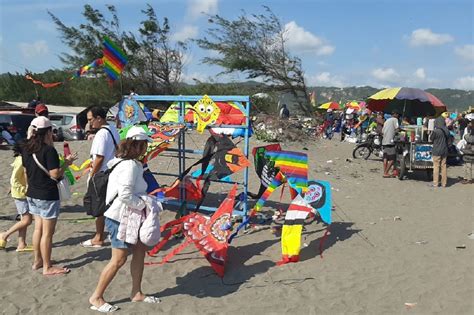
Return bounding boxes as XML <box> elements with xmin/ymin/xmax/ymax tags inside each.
<box><xmin>25</xmin><ymin>36</ymin><xmax>127</xmax><ymax>88</ymax></box>
<box><xmin>304</xmin><ymin>180</ymin><xmax>332</xmax><ymax>225</ymax></box>
<box><xmin>193</xmin><ymin>95</ymin><xmax>221</xmax><ymax>133</ymax></box>
<box><xmin>101</xmin><ymin>36</ymin><xmax>128</xmax><ymax>82</ymax></box>
<box><xmin>264</xmin><ymin>151</ymin><xmax>308</xmax><ymax>195</ymax></box>
<box><xmin>277</xmin><ymin>195</ymin><xmax>315</xmax><ymax>265</ymax></box>
<box><xmin>147</xmin><ymin>184</ymin><xmax>238</xmax><ymax>277</ymax></box>
<box><xmin>147</xmin><ymin>123</ymin><xmax>185</xmax><ymax>141</ymax></box>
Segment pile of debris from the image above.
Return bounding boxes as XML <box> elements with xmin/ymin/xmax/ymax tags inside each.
<box><xmin>252</xmin><ymin>114</ymin><xmax>323</xmax><ymax>143</ymax></box>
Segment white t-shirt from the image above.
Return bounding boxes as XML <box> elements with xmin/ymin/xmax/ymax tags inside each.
<box><xmin>90</xmin><ymin>124</ymin><xmax>120</xmax><ymax>172</ymax></box>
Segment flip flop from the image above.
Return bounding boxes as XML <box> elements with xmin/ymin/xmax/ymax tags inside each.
<box><xmin>80</xmin><ymin>239</ymin><xmax>103</xmax><ymax>248</ymax></box>
<box><xmin>43</xmin><ymin>267</ymin><xmax>70</xmax><ymax>276</ymax></box>
<box><xmin>90</xmin><ymin>303</ymin><xmax>119</xmax><ymax>313</ymax></box>
<box><xmin>16</xmin><ymin>245</ymin><xmax>34</xmax><ymax>252</ymax></box>
<box><xmin>0</xmin><ymin>239</ymin><xmax>6</xmax><ymax>250</ymax></box>
<box><xmin>383</xmin><ymin>175</ymin><xmax>395</xmax><ymax>178</ymax></box>
<box><xmin>132</xmin><ymin>296</ymin><xmax>161</xmax><ymax>304</ymax></box>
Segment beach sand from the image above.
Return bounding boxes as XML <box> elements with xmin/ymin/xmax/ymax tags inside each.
<box><xmin>0</xmin><ymin>135</ymin><xmax>472</xmax><ymax>314</ymax></box>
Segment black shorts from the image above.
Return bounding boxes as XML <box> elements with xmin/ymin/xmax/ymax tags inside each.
<box><xmin>383</xmin><ymin>145</ymin><xmax>396</xmax><ymax>161</ymax></box>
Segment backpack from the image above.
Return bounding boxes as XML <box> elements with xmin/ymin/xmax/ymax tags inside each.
<box><xmin>83</xmin><ymin>160</ymin><xmax>123</xmax><ymax>217</ymax></box>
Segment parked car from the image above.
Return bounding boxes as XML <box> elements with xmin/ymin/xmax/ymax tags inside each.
<box><xmin>0</xmin><ymin>111</ymin><xmax>64</xmax><ymax>142</ymax></box>
<box><xmin>49</xmin><ymin>113</ymin><xmax>84</xmax><ymax>140</ymax></box>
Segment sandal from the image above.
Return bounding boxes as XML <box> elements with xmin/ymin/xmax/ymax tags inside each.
<box><xmin>0</xmin><ymin>239</ymin><xmax>6</xmax><ymax>250</ymax></box>
<box><xmin>90</xmin><ymin>302</ymin><xmax>119</xmax><ymax>313</ymax></box>
<box><xmin>80</xmin><ymin>239</ymin><xmax>103</xmax><ymax>248</ymax></box>
<box><xmin>132</xmin><ymin>296</ymin><xmax>161</xmax><ymax>304</ymax></box>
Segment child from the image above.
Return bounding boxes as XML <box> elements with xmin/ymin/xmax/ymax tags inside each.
<box><xmin>0</xmin><ymin>144</ymin><xmax>33</xmax><ymax>251</ymax></box>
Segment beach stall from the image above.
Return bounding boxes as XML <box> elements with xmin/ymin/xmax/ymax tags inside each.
<box><xmin>367</xmin><ymin>87</ymin><xmax>448</xmax><ymax>180</ymax></box>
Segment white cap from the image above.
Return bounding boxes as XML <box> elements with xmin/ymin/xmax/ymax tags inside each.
<box><xmin>327</xmin><ymin>108</ymin><xmax>333</xmax><ymax>112</ymax></box>
<box><xmin>31</xmin><ymin>116</ymin><xmax>52</xmax><ymax>129</ymax></box>
<box><xmin>126</xmin><ymin>126</ymin><xmax>151</xmax><ymax>142</ymax></box>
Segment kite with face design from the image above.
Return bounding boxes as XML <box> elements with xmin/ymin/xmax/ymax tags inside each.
<box><xmin>193</xmin><ymin>95</ymin><xmax>221</xmax><ymax>133</ymax></box>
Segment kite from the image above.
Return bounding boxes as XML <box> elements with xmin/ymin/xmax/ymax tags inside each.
<box><xmin>147</xmin><ymin>122</ymin><xmax>185</xmax><ymax>141</ymax></box>
<box><xmin>160</xmin><ymin>102</ymin><xmax>194</xmax><ymax>123</ymax></box>
<box><xmin>118</xmin><ymin>99</ymin><xmax>147</xmax><ymax>127</ymax></box>
<box><xmin>147</xmin><ymin>184</ymin><xmax>238</xmax><ymax>277</ymax></box>
<box><xmin>277</xmin><ymin>194</ymin><xmax>315</xmax><ymax>265</ymax></box>
<box><xmin>193</xmin><ymin>95</ymin><xmax>221</xmax><ymax>133</ymax></box>
<box><xmin>264</xmin><ymin>151</ymin><xmax>308</xmax><ymax>195</ymax></box>
<box><xmin>25</xmin><ymin>36</ymin><xmax>127</xmax><ymax>88</ymax></box>
<box><xmin>101</xmin><ymin>36</ymin><xmax>128</xmax><ymax>82</ymax></box>
<box><xmin>304</xmin><ymin>180</ymin><xmax>332</xmax><ymax>225</ymax></box>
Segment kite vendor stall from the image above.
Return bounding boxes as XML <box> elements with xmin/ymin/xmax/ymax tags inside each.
<box><xmin>130</xmin><ymin>94</ymin><xmax>252</xmax><ymax>217</ymax></box>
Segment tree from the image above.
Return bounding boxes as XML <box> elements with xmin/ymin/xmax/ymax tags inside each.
<box><xmin>49</xmin><ymin>4</ymin><xmax>186</xmax><ymax>94</ymax></box>
<box><xmin>195</xmin><ymin>6</ymin><xmax>312</xmax><ymax>115</ymax></box>
<box><xmin>122</xmin><ymin>5</ymin><xmax>187</xmax><ymax>94</ymax></box>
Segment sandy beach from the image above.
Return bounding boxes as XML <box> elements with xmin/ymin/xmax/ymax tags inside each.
<box><xmin>0</xmin><ymin>135</ymin><xmax>472</xmax><ymax>314</ymax></box>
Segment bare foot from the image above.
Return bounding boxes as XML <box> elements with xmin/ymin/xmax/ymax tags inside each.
<box><xmin>131</xmin><ymin>292</ymin><xmax>146</xmax><ymax>302</ymax></box>
<box><xmin>43</xmin><ymin>266</ymin><xmax>70</xmax><ymax>276</ymax></box>
<box><xmin>32</xmin><ymin>260</ymin><xmax>43</xmax><ymax>270</ymax></box>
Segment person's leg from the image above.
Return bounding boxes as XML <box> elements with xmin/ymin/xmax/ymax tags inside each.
<box><xmin>130</xmin><ymin>242</ymin><xmax>147</xmax><ymax>301</ymax></box>
<box><xmin>432</xmin><ymin>156</ymin><xmax>440</xmax><ymax>186</ymax></box>
<box><xmin>41</xmin><ymin>218</ymin><xmax>68</xmax><ymax>275</ymax></box>
<box><xmin>0</xmin><ymin>213</ymin><xmax>32</xmax><ymax>248</ymax></box>
<box><xmin>386</xmin><ymin>160</ymin><xmax>394</xmax><ymax>174</ymax></box>
<box><xmin>89</xmin><ymin>248</ymin><xmax>128</xmax><ymax>308</ymax></box>
<box><xmin>441</xmin><ymin>156</ymin><xmax>447</xmax><ymax>187</ymax></box>
<box><xmin>383</xmin><ymin>158</ymin><xmax>388</xmax><ymax>175</ymax></box>
<box><xmin>32</xmin><ymin>216</ymin><xmax>43</xmax><ymax>270</ymax></box>
<box><xmin>91</xmin><ymin>216</ymin><xmax>106</xmax><ymax>245</ymax></box>
<box><xmin>17</xmin><ymin>213</ymin><xmax>32</xmax><ymax>249</ymax></box>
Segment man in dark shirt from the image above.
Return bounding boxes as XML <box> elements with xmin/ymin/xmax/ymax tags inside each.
<box><xmin>430</xmin><ymin>116</ymin><xmax>450</xmax><ymax>187</ymax></box>
<box><xmin>458</xmin><ymin>114</ymin><xmax>468</xmax><ymax>138</ymax></box>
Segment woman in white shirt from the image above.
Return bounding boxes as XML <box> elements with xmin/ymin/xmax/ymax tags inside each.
<box><xmin>89</xmin><ymin>127</ymin><xmax>160</xmax><ymax>313</ymax></box>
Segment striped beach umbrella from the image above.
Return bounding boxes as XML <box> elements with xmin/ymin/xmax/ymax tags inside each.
<box><xmin>367</xmin><ymin>87</ymin><xmax>447</xmax><ymax>117</ymax></box>
<box><xmin>318</xmin><ymin>102</ymin><xmax>341</xmax><ymax>110</ymax></box>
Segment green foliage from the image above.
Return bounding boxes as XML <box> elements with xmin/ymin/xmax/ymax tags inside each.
<box><xmin>195</xmin><ymin>6</ymin><xmax>312</xmax><ymax>115</ymax></box>
<box><xmin>49</xmin><ymin>3</ymin><xmax>186</xmax><ymax>95</ymax></box>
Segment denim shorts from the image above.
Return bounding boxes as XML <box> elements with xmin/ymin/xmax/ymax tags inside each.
<box><xmin>14</xmin><ymin>198</ymin><xmax>29</xmax><ymax>215</ymax></box>
<box><xmin>27</xmin><ymin>197</ymin><xmax>60</xmax><ymax>219</ymax></box>
<box><xmin>105</xmin><ymin>217</ymin><xmax>130</xmax><ymax>249</ymax></box>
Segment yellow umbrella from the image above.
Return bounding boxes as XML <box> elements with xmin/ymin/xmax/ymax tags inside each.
<box><xmin>318</xmin><ymin>102</ymin><xmax>341</xmax><ymax>110</ymax></box>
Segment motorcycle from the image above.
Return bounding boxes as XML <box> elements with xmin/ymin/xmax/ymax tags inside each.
<box><xmin>352</xmin><ymin>131</ymin><xmax>383</xmax><ymax>159</ymax></box>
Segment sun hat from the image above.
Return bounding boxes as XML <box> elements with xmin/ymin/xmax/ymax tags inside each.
<box><xmin>30</xmin><ymin>116</ymin><xmax>52</xmax><ymax>129</ymax></box>
<box><xmin>126</xmin><ymin>126</ymin><xmax>151</xmax><ymax>142</ymax></box>
<box><xmin>35</xmin><ymin>104</ymin><xmax>49</xmax><ymax>115</ymax></box>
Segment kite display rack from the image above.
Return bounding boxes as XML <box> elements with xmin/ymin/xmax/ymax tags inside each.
<box><xmin>133</xmin><ymin>95</ymin><xmax>251</xmax><ymax>218</ymax></box>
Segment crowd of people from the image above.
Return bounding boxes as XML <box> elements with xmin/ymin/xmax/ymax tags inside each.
<box><xmin>0</xmin><ymin>106</ymin><xmax>161</xmax><ymax>313</ymax></box>
<box><xmin>320</xmin><ymin>107</ymin><xmax>474</xmax><ymax>186</ymax></box>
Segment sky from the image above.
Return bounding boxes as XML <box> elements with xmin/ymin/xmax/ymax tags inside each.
<box><xmin>0</xmin><ymin>0</ymin><xmax>473</xmax><ymax>90</ymax></box>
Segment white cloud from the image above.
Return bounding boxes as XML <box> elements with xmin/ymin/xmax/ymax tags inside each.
<box><xmin>408</xmin><ymin>28</ymin><xmax>453</xmax><ymax>46</ymax></box>
<box><xmin>34</xmin><ymin>19</ymin><xmax>56</xmax><ymax>33</ymax></box>
<box><xmin>454</xmin><ymin>44</ymin><xmax>474</xmax><ymax>61</ymax></box>
<box><xmin>172</xmin><ymin>25</ymin><xmax>199</xmax><ymax>42</ymax></box>
<box><xmin>371</xmin><ymin>68</ymin><xmax>399</xmax><ymax>82</ymax></box>
<box><xmin>414</xmin><ymin>68</ymin><xmax>426</xmax><ymax>80</ymax></box>
<box><xmin>453</xmin><ymin>76</ymin><xmax>474</xmax><ymax>90</ymax></box>
<box><xmin>306</xmin><ymin>72</ymin><xmax>344</xmax><ymax>87</ymax></box>
<box><xmin>19</xmin><ymin>40</ymin><xmax>49</xmax><ymax>58</ymax></box>
<box><xmin>284</xmin><ymin>21</ymin><xmax>335</xmax><ymax>56</ymax></box>
<box><xmin>187</xmin><ymin>0</ymin><xmax>218</xmax><ymax>20</ymax></box>
<box><xmin>181</xmin><ymin>71</ymin><xmax>211</xmax><ymax>83</ymax></box>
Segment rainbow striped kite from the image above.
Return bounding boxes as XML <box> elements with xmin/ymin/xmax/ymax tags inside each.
<box><xmin>264</xmin><ymin>151</ymin><xmax>308</xmax><ymax>194</ymax></box>
<box><xmin>102</xmin><ymin>36</ymin><xmax>128</xmax><ymax>82</ymax></box>
<box><xmin>25</xmin><ymin>36</ymin><xmax>127</xmax><ymax>88</ymax></box>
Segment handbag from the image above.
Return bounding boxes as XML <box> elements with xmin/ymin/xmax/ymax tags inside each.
<box><xmin>32</xmin><ymin>153</ymin><xmax>71</xmax><ymax>201</ymax></box>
